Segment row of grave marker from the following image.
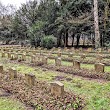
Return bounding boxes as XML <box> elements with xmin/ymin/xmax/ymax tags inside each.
<box><xmin>1</xmin><ymin>51</ymin><xmax>105</xmax><ymax>73</ymax></box>
<box><xmin>1</xmin><ymin>45</ymin><xmax>110</xmax><ymax>60</ymax></box>
<box><xmin>1</xmin><ymin>46</ymin><xmax>110</xmax><ymax>54</ymax></box>
<box><xmin>1</xmin><ymin>45</ymin><xmax>110</xmax><ymax>58</ymax></box>
<box><xmin>0</xmin><ymin>47</ymin><xmax>106</xmax><ymax>64</ymax></box>
<box><xmin>0</xmin><ymin>65</ymin><xmax>64</xmax><ymax>97</ymax></box>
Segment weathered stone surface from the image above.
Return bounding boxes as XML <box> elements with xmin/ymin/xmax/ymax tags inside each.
<box><xmin>98</xmin><ymin>48</ymin><xmax>102</xmax><ymax>52</ymax></box>
<box><xmin>81</xmin><ymin>54</ymin><xmax>86</xmax><ymax>59</ymax></box>
<box><xmin>79</xmin><ymin>47</ymin><xmax>83</xmax><ymax>52</ymax></box>
<box><xmin>75</xmin><ymin>49</ymin><xmax>79</xmax><ymax>53</ymax></box>
<box><xmin>7</xmin><ymin>52</ymin><xmax>11</xmax><ymax>59</ymax></box>
<box><xmin>95</xmin><ymin>63</ymin><xmax>105</xmax><ymax>73</ymax></box>
<box><xmin>64</xmin><ymin>47</ymin><xmax>67</xmax><ymax>51</ymax></box>
<box><xmin>44</xmin><ymin>48</ymin><xmax>47</xmax><ymax>51</ymax></box>
<box><xmin>47</xmin><ymin>51</ymin><xmax>52</xmax><ymax>58</ymax></box>
<box><xmin>96</xmin><ymin>55</ymin><xmax>103</xmax><ymax>62</ymax></box>
<box><xmin>42</xmin><ymin>56</ymin><xmax>48</xmax><ymax>64</ymax></box>
<box><xmin>50</xmin><ymin>81</ymin><xmax>64</xmax><ymax>97</ymax></box>
<box><xmin>55</xmin><ymin>57</ymin><xmax>61</xmax><ymax>66</ymax></box>
<box><xmin>58</xmin><ymin>47</ymin><xmax>61</xmax><ymax>51</ymax></box>
<box><xmin>10</xmin><ymin>55</ymin><xmax>14</xmax><ymax>60</ymax></box>
<box><xmin>9</xmin><ymin>68</ymin><xmax>17</xmax><ymax>80</ymax></box>
<box><xmin>1</xmin><ymin>52</ymin><xmax>5</xmax><ymax>57</ymax></box>
<box><xmin>87</xmin><ymin>48</ymin><xmax>93</xmax><ymax>52</ymax></box>
<box><xmin>32</xmin><ymin>50</ymin><xmax>36</xmax><ymax>55</ymax></box>
<box><xmin>14</xmin><ymin>53</ymin><xmax>18</xmax><ymax>60</ymax></box>
<box><xmin>68</xmin><ymin>52</ymin><xmax>73</xmax><ymax>57</ymax></box>
<box><xmin>57</xmin><ymin>52</ymin><xmax>62</xmax><ymax>57</ymax></box>
<box><xmin>108</xmin><ymin>49</ymin><xmax>110</xmax><ymax>52</ymax></box>
<box><xmin>31</xmin><ymin>55</ymin><xmax>36</xmax><ymax>63</ymax></box>
<box><xmin>22</xmin><ymin>54</ymin><xmax>26</xmax><ymax>61</ymax></box>
<box><xmin>71</xmin><ymin>47</ymin><xmax>75</xmax><ymax>51</ymax></box>
<box><xmin>73</xmin><ymin>60</ymin><xmax>80</xmax><ymax>69</ymax></box>
<box><xmin>52</xmin><ymin>47</ymin><xmax>55</xmax><ymax>51</ymax></box>
<box><xmin>0</xmin><ymin>65</ymin><xmax>3</xmax><ymax>74</ymax></box>
<box><xmin>25</xmin><ymin>73</ymin><xmax>35</xmax><ymax>86</ymax></box>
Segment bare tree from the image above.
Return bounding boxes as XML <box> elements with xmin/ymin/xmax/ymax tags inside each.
<box><xmin>94</xmin><ymin>0</ymin><xmax>100</xmax><ymax>49</ymax></box>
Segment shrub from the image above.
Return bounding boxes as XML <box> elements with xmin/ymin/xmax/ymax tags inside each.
<box><xmin>41</xmin><ymin>35</ymin><xmax>57</xmax><ymax>49</ymax></box>
<box><xmin>27</xmin><ymin>21</ymin><xmax>45</xmax><ymax>47</ymax></box>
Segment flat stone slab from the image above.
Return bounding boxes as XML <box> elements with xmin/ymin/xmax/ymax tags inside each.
<box><xmin>50</xmin><ymin>81</ymin><xmax>64</xmax><ymax>96</ymax></box>
<box><xmin>51</xmin><ymin>81</ymin><xmax>64</xmax><ymax>86</ymax></box>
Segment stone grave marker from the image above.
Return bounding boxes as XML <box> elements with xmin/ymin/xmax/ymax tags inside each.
<box><xmin>7</xmin><ymin>52</ymin><xmax>11</xmax><ymax>59</ymax></box>
<box><xmin>0</xmin><ymin>64</ymin><xmax>3</xmax><ymax>74</ymax></box>
<box><xmin>58</xmin><ymin>47</ymin><xmax>61</xmax><ymax>51</ymax></box>
<box><xmin>1</xmin><ymin>52</ymin><xmax>5</xmax><ymax>58</ymax></box>
<box><xmin>68</xmin><ymin>52</ymin><xmax>73</xmax><ymax>58</ymax></box>
<box><xmin>81</xmin><ymin>54</ymin><xmax>86</xmax><ymax>60</ymax></box>
<box><xmin>55</xmin><ymin>57</ymin><xmax>61</xmax><ymax>66</ymax></box>
<box><xmin>22</xmin><ymin>54</ymin><xmax>26</xmax><ymax>61</ymax></box>
<box><xmin>108</xmin><ymin>49</ymin><xmax>110</xmax><ymax>52</ymax></box>
<box><xmin>50</xmin><ymin>81</ymin><xmax>64</xmax><ymax>97</ymax></box>
<box><xmin>79</xmin><ymin>47</ymin><xmax>83</xmax><ymax>52</ymax></box>
<box><xmin>95</xmin><ymin>63</ymin><xmax>105</xmax><ymax>73</ymax></box>
<box><xmin>31</xmin><ymin>55</ymin><xmax>36</xmax><ymax>63</ymax></box>
<box><xmin>14</xmin><ymin>53</ymin><xmax>18</xmax><ymax>60</ymax></box>
<box><xmin>73</xmin><ymin>60</ymin><xmax>80</xmax><ymax>69</ymax></box>
<box><xmin>9</xmin><ymin>68</ymin><xmax>17</xmax><ymax>80</ymax></box>
<box><xmin>87</xmin><ymin>48</ymin><xmax>93</xmax><ymax>52</ymax></box>
<box><xmin>25</xmin><ymin>73</ymin><xmax>35</xmax><ymax>86</ymax></box>
<box><xmin>42</xmin><ymin>56</ymin><xmax>48</xmax><ymax>65</ymax></box>
<box><xmin>57</xmin><ymin>52</ymin><xmax>62</xmax><ymax>57</ymax></box>
<box><xmin>96</xmin><ymin>54</ymin><xmax>103</xmax><ymax>62</ymax></box>
<box><xmin>98</xmin><ymin>48</ymin><xmax>102</xmax><ymax>52</ymax></box>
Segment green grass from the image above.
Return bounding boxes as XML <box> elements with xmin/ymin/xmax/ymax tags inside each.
<box><xmin>63</xmin><ymin>79</ymin><xmax>110</xmax><ymax>110</ymax></box>
<box><xmin>0</xmin><ymin>98</ymin><xmax>25</xmax><ymax>110</ymax></box>
<box><xmin>81</xmin><ymin>64</ymin><xmax>110</xmax><ymax>72</ymax></box>
<box><xmin>48</xmin><ymin>59</ymin><xmax>110</xmax><ymax>72</ymax></box>
<box><xmin>48</xmin><ymin>59</ymin><xmax>55</xmax><ymax>65</ymax></box>
<box><xmin>1</xmin><ymin>60</ymin><xmax>110</xmax><ymax>110</ymax></box>
<box><xmin>86</xmin><ymin>57</ymin><xmax>95</xmax><ymax>61</ymax></box>
<box><xmin>104</xmin><ymin>58</ymin><xmax>110</xmax><ymax>61</ymax></box>
<box><xmin>81</xmin><ymin>64</ymin><xmax>94</xmax><ymax>70</ymax></box>
<box><xmin>48</xmin><ymin>59</ymin><xmax>73</xmax><ymax>66</ymax></box>
<box><xmin>51</xmin><ymin>53</ymin><xmax>80</xmax><ymax>58</ymax></box>
<box><xmin>62</xmin><ymin>61</ymin><xmax>73</xmax><ymax>66</ymax></box>
<box><xmin>105</xmin><ymin>66</ymin><xmax>110</xmax><ymax>72</ymax></box>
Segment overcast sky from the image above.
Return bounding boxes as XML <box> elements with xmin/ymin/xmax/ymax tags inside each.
<box><xmin>0</xmin><ymin>0</ymin><xmax>39</xmax><ymax>8</ymax></box>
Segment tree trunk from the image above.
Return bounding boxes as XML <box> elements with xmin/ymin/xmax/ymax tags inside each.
<box><xmin>65</xmin><ymin>31</ymin><xmax>68</xmax><ymax>47</ymax></box>
<box><xmin>83</xmin><ymin>34</ymin><xmax>85</xmax><ymax>46</ymax></box>
<box><xmin>94</xmin><ymin>0</ymin><xmax>100</xmax><ymax>49</ymax></box>
<box><xmin>57</xmin><ymin>35</ymin><xmax>62</xmax><ymax>47</ymax></box>
<box><xmin>72</xmin><ymin>34</ymin><xmax>75</xmax><ymax>47</ymax></box>
<box><xmin>76</xmin><ymin>34</ymin><xmax>80</xmax><ymax>47</ymax></box>
<box><xmin>65</xmin><ymin>29</ymin><xmax>68</xmax><ymax>47</ymax></box>
<box><xmin>64</xmin><ymin>30</ymin><xmax>68</xmax><ymax>47</ymax></box>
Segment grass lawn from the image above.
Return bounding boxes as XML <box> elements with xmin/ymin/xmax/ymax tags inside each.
<box><xmin>0</xmin><ymin>98</ymin><xmax>25</xmax><ymax>110</ymax></box>
<box><xmin>48</xmin><ymin>59</ymin><xmax>110</xmax><ymax>72</ymax></box>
